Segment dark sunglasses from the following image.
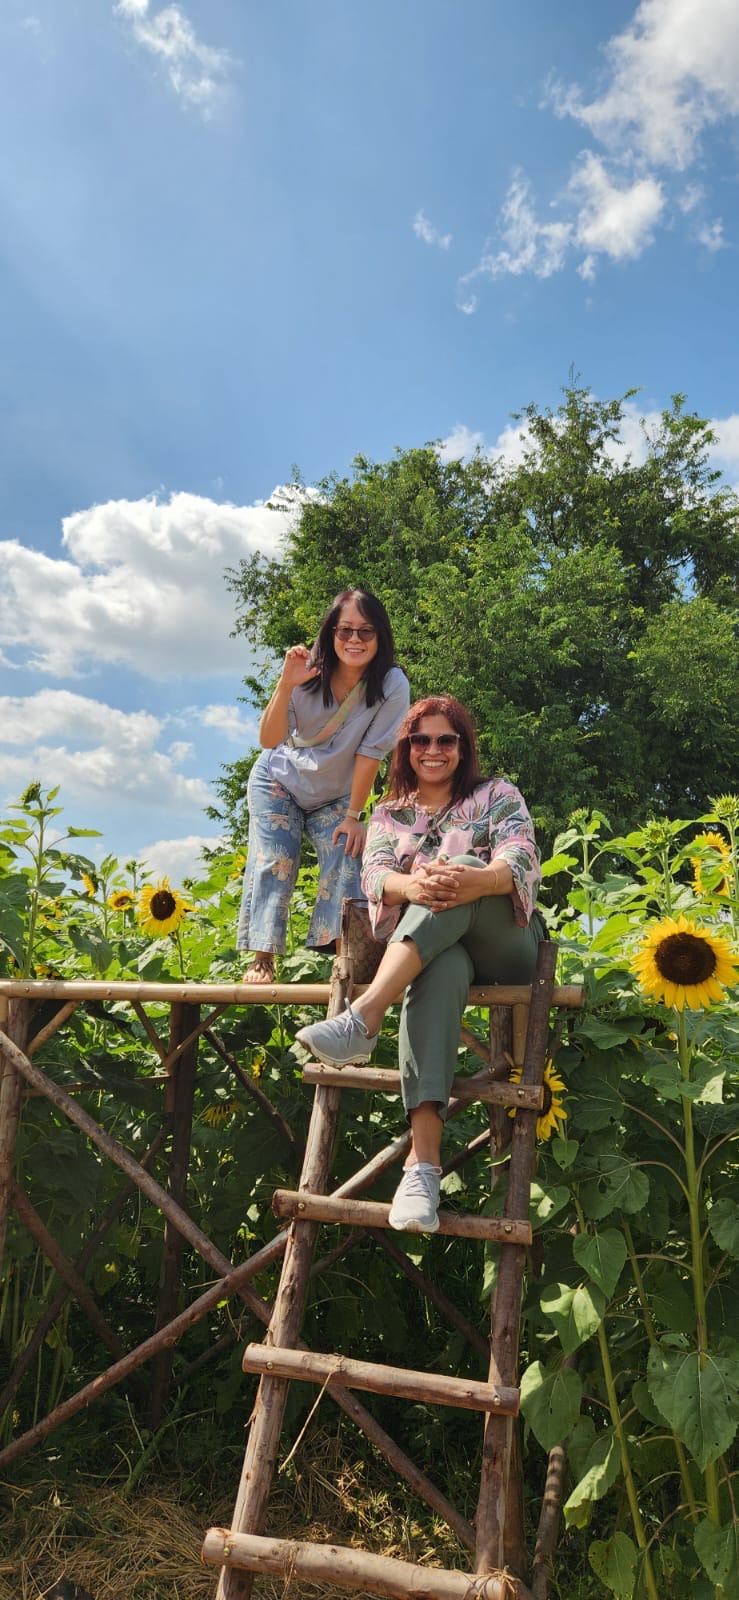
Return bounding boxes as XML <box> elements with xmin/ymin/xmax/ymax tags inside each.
<box><xmin>334</xmin><ymin>625</ymin><xmax>377</xmax><ymax>642</ymax></box>
<box><xmin>408</xmin><ymin>732</ymin><xmax>461</xmax><ymax>750</ymax></box>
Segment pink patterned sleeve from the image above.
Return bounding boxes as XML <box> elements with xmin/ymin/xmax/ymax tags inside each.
<box><xmin>485</xmin><ymin>780</ymin><xmax>541</xmax><ymax>926</ymax></box>
<box><xmin>361</xmin><ymin>805</ymin><xmax>405</xmax><ymax>940</ymax></box>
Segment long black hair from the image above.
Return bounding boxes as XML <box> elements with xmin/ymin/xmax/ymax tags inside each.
<box><xmin>307</xmin><ymin>589</ymin><xmax>398</xmax><ymax>707</ymax></box>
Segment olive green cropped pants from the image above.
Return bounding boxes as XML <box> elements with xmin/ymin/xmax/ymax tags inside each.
<box><xmin>387</xmin><ymin>856</ymin><xmax>545</xmax><ymax>1118</ymax></box>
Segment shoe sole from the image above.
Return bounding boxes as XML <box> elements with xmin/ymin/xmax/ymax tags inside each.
<box><xmin>295</xmin><ymin>1030</ymin><xmax>375</xmax><ymax>1067</ymax></box>
<box><xmin>388</xmin><ymin>1214</ymin><xmax>440</xmax><ymax>1233</ymax></box>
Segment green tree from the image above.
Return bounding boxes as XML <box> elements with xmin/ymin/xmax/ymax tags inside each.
<box><xmin>215</xmin><ymin>382</ymin><xmax>738</xmax><ymax>844</ymax></box>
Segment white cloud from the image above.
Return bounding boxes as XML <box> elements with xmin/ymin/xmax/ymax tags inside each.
<box><xmin>437</xmin><ymin>425</ymin><xmax>485</xmax><ymax>463</ymax></box>
<box><xmin>697</xmin><ymin>218</ymin><xmax>725</xmax><ymax>251</ymax></box>
<box><xmin>137</xmin><ymin>832</ymin><xmax>224</xmax><ymax>882</ymax></box>
<box><xmin>198</xmin><ymin>704</ymin><xmax>259</xmax><ymax>743</ymax></box>
<box><xmin>569</xmin><ymin>152</ymin><xmax>664</xmax><ymax>261</ymax></box>
<box><xmin>548</xmin><ymin>0</ymin><xmax>739</xmax><ymax>171</ymax></box>
<box><xmin>707</xmin><ymin>414</ymin><xmax>739</xmax><ymax>474</ymax></box>
<box><xmin>0</xmin><ymin>690</ymin><xmax>212</xmax><ymax>815</ymax></box>
<box><xmin>460</xmin><ymin>172</ymin><xmax>572</xmax><ymax>291</ymax></box>
<box><xmin>0</xmin><ymin>490</ymin><xmax>292</xmax><ymax>679</ymax></box>
<box><xmin>114</xmin><ymin>0</ymin><xmax>235</xmax><ymax>116</ymax></box>
<box><xmin>413</xmin><ymin>209</ymin><xmax>452</xmax><ymax>250</ymax></box>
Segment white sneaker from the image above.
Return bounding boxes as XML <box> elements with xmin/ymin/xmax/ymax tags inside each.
<box><xmin>388</xmin><ymin>1163</ymin><xmax>442</xmax><ymax>1233</ymax></box>
<box><xmin>295</xmin><ymin>1001</ymin><xmax>378</xmax><ymax>1065</ymax></box>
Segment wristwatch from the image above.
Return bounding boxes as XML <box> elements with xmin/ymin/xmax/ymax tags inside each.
<box><xmin>345</xmin><ymin>808</ymin><xmax>363</xmax><ymax>821</ymax></box>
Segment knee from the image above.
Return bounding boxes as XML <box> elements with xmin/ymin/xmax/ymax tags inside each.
<box><xmin>408</xmin><ymin>942</ymin><xmax>472</xmax><ymax>1000</ymax></box>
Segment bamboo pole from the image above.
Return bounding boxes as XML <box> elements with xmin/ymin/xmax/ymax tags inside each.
<box><xmin>0</xmin><ymin>978</ymin><xmax>583</xmax><ymax>1008</ymax></box>
<box><xmin>272</xmin><ymin>1190</ymin><xmax>532</xmax><ymax>1244</ymax></box>
<box><xmin>9</xmin><ymin>1182</ymin><xmax>127</xmax><ymax>1363</ymax></box>
<box><xmin>215</xmin><ymin>964</ymin><xmax>350</xmax><ymax>1600</ymax></box>
<box><xmin>205</xmin><ymin>1027</ymin><xmax>303</xmax><ymax>1163</ymax></box>
<box><xmin>0</xmin><ymin>998</ymin><xmax>30</xmax><ymax>1275</ymax></box>
<box><xmin>203</xmin><ymin>1530</ymin><xmax>533</xmax><ymax>1600</ymax></box>
<box><xmin>242</xmin><ymin>1345</ymin><xmax>518</xmax><ymax>1415</ymax></box>
<box><xmin>301</xmin><ymin>1065</ymin><xmax>543</xmax><ymax>1110</ymax></box>
<box><xmin>0</xmin><ymin>1124</ymin><xmax>168</xmax><ymax>1418</ymax></box>
<box><xmin>148</xmin><ymin>1003</ymin><xmax>200</xmax><ymax>1429</ymax></box>
<box><xmin>475</xmin><ymin>942</ymin><xmax>558</xmax><ymax>1581</ymax></box>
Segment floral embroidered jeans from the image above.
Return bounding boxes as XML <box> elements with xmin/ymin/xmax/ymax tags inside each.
<box><xmin>236</xmin><ymin>753</ymin><xmax>364</xmax><ymax>954</ymax></box>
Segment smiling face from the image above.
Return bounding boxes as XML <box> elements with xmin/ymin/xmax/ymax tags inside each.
<box><xmin>332</xmin><ymin>597</ymin><xmax>379</xmax><ymax>675</ymax></box>
<box><xmin>408</xmin><ymin>712</ymin><xmax>462</xmax><ymax>802</ymax></box>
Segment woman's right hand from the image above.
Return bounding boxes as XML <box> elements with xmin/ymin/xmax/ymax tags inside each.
<box><xmin>405</xmin><ymin>861</ymin><xmax>463</xmax><ymax>911</ymax></box>
<box><xmin>279</xmin><ymin>645</ymin><xmax>320</xmax><ymax>690</ymax></box>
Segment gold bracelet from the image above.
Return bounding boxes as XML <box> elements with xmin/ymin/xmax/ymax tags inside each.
<box><xmin>490</xmin><ymin>866</ymin><xmax>499</xmax><ymax>892</ymax></box>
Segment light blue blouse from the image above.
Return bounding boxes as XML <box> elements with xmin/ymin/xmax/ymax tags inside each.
<box><xmin>265</xmin><ymin>666</ymin><xmax>410</xmax><ymax>811</ymax></box>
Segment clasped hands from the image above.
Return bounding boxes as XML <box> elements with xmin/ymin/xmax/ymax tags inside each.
<box><xmin>406</xmin><ymin>857</ymin><xmax>490</xmax><ymax>912</ymax></box>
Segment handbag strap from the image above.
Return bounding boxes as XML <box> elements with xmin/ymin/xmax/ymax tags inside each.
<box><xmin>402</xmin><ymin>799</ymin><xmax>456</xmax><ymax>871</ymax></box>
<box><xmin>286</xmin><ymin>678</ymin><xmax>365</xmax><ymax>750</ymax></box>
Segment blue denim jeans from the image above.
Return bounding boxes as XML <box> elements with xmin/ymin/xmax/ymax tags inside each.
<box><xmin>236</xmin><ymin>753</ymin><xmax>364</xmax><ymax>954</ymax></box>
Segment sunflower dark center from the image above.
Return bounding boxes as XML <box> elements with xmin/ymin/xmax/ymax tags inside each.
<box><xmin>541</xmin><ymin>1083</ymin><xmax>553</xmax><ymax>1115</ymax></box>
<box><xmin>151</xmin><ymin>890</ymin><xmax>177</xmax><ymax>920</ymax></box>
<box><xmin>654</xmin><ymin>932</ymin><xmax>716</xmax><ymax>985</ymax></box>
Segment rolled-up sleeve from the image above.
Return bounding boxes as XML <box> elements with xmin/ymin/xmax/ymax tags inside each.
<box><xmin>361</xmin><ymin>807</ymin><xmax>403</xmax><ymax>939</ymax></box>
<box><xmin>356</xmin><ymin>669</ymin><xmax>410</xmax><ymax>760</ymax></box>
<box><xmin>488</xmin><ymin>784</ymin><xmax>541</xmax><ymax>926</ymax></box>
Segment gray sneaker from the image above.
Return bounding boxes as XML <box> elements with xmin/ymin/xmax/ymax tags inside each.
<box><xmin>388</xmin><ymin>1163</ymin><xmax>442</xmax><ymax>1233</ymax></box>
<box><xmin>295</xmin><ymin>1002</ymin><xmax>378</xmax><ymax>1066</ymax></box>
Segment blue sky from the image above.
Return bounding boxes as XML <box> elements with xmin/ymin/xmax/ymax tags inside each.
<box><xmin>1</xmin><ymin>0</ymin><xmax>738</xmax><ymax>879</ymax></box>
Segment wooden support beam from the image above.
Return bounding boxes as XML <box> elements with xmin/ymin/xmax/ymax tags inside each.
<box><xmin>203</xmin><ymin>1530</ymin><xmax>533</xmax><ymax>1600</ymax></box>
<box><xmin>0</xmin><ymin>1124</ymin><xmax>168</xmax><ymax>1419</ymax></box>
<box><xmin>215</xmin><ymin>967</ymin><xmax>350</xmax><ymax>1600</ymax></box>
<box><xmin>301</xmin><ymin>1064</ymin><xmax>543</xmax><ymax>1109</ymax></box>
<box><xmin>148</xmin><ymin>1002</ymin><xmax>200</xmax><ymax>1429</ymax></box>
<box><xmin>531</xmin><ymin>1444</ymin><xmax>567</xmax><ymax>1600</ymax></box>
<box><xmin>205</xmin><ymin>1026</ymin><xmax>303</xmax><ymax>1163</ymax></box>
<box><xmin>242</xmin><ymin>1345</ymin><xmax>519</xmax><ymax>1415</ymax></box>
<box><xmin>475</xmin><ymin>941</ymin><xmax>558</xmax><ymax>1582</ymax></box>
<box><xmin>272</xmin><ymin>1190</ymin><xmax>532</xmax><ymax>1246</ymax></box>
<box><xmin>27</xmin><ymin>1001</ymin><xmax>80</xmax><ymax>1057</ymax></box>
<box><xmin>10</xmin><ymin>1181</ymin><xmax>127</xmax><ymax>1364</ymax></box>
<box><xmin>0</xmin><ymin>998</ymin><xmax>30</xmax><ymax>1275</ymax></box>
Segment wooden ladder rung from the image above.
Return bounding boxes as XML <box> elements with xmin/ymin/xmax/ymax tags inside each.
<box><xmin>302</xmin><ymin>1062</ymin><xmax>544</xmax><ymax>1108</ymax></box>
<box><xmin>242</xmin><ymin>1343</ymin><xmax>519</xmax><ymax>1415</ymax></box>
<box><xmin>202</xmin><ymin>1527</ymin><xmax>531</xmax><ymax>1598</ymax></box>
<box><xmin>271</xmin><ymin>1188</ymin><xmax>532</xmax><ymax>1244</ymax></box>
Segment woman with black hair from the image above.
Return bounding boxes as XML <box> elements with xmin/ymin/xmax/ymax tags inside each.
<box><xmin>297</xmin><ymin>695</ymin><xmax>545</xmax><ymax>1232</ymax></box>
<box><xmin>238</xmin><ymin>589</ymin><xmax>409</xmax><ymax>982</ymax></box>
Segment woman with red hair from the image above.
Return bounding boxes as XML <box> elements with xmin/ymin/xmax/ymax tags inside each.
<box><xmin>297</xmin><ymin>695</ymin><xmax>545</xmax><ymax>1233</ymax></box>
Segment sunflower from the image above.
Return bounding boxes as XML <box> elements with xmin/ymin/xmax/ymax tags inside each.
<box><xmin>138</xmin><ymin>877</ymin><xmax>191</xmax><ymax>937</ymax></box>
<box><xmin>508</xmin><ymin>1060</ymin><xmax>568</xmax><ymax>1141</ymax></box>
<box><xmin>710</xmin><ymin>793</ymin><xmax>739</xmax><ymax>827</ymax></box>
<box><xmin>109</xmin><ymin>889</ymin><xmax>135</xmax><ymax>913</ymax></box>
<box><xmin>690</xmin><ymin>831</ymin><xmax>733</xmax><ymax>898</ymax></box>
<box><xmin>631</xmin><ymin>913</ymin><xmax>738</xmax><ymax>1011</ymax></box>
<box><xmin>81</xmin><ymin>871</ymin><xmax>98</xmax><ymax>898</ymax></box>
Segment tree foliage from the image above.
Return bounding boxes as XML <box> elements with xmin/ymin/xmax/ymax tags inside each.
<box><xmin>221</xmin><ymin>382</ymin><xmax>738</xmax><ymax>843</ymax></box>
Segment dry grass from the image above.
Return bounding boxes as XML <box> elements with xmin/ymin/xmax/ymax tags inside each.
<box><xmin>0</xmin><ymin>1432</ymin><xmax>468</xmax><ymax>1600</ymax></box>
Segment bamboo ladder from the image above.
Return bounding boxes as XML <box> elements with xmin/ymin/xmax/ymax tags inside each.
<box><xmin>203</xmin><ymin>904</ymin><xmax>584</xmax><ymax>1600</ymax></box>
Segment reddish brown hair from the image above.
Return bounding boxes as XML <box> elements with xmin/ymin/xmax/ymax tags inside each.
<box><xmin>386</xmin><ymin>695</ymin><xmax>482</xmax><ymax>803</ymax></box>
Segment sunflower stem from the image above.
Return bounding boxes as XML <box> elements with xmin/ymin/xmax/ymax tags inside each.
<box><xmin>623</xmin><ymin>1220</ymin><xmax>699</xmax><ymax>1521</ymax></box>
<box><xmin>677</xmin><ymin>1009</ymin><xmax>722</xmax><ymax>1535</ymax></box>
<box><xmin>573</xmin><ymin>1198</ymin><xmax>660</xmax><ymax>1600</ymax></box>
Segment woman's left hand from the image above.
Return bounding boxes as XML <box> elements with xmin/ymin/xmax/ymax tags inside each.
<box><xmin>332</xmin><ymin>815</ymin><xmax>367</xmax><ymax>857</ymax></box>
<box><xmin>424</xmin><ymin>861</ymin><xmax>500</xmax><ymax>908</ymax></box>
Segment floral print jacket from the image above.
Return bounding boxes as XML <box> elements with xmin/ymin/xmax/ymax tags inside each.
<box><xmin>361</xmin><ymin>778</ymin><xmax>541</xmax><ymax>941</ymax></box>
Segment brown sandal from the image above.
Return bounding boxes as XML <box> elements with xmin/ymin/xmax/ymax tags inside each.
<box><xmin>243</xmin><ymin>954</ymin><xmax>275</xmax><ymax>985</ymax></box>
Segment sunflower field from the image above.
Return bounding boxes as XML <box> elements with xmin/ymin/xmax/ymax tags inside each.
<box><xmin>1</xmin><ymin>784</ymin><xmax>738</xmax><ymax>1600</ymax></box>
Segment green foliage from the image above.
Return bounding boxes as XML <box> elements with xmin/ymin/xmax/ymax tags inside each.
<box><xmin>220</xmin><ymin>381</ymin><xmax>739</xmax><ymax>844</ymax></box>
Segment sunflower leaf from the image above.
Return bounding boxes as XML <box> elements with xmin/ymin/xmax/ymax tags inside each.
<box><xmin>540</xmin><ymin>1280</ymin><xmax>606</xmax><ymax>1353</ymax></box>
<box><xmin>647</xmin><ymin>1344</ymin><xmax>739</xmax><ymax>1469</ymax></box>
<box><xmin>589</xmin><ymin>1532</ymin><xmax>638</xmax><ymax>1599</ymax></box>
<box><xmin>579</xmin><ymin>1152</ymin><xmax>650</xmax><ymax>1220</ymax></box>
<box><xmin>519</xmin><ymin>1359</ymin><xmax>582</xmax><ymax>1451</ymax></box>
<box><xmin>708</xmin><ymin>1198</ymin><xmax>739</xmax><ymax>1260</ymax></box>
<box><xmin>693</xmin><ymin>1517</ymin><xmax>739</xmax><ymax>1590</ymax></box>
<box><xmin>564</xmin><ymin>1430</ymin><xmax>620</xmax><ymax>1528</ymax></box>
<box><xmin>573</xmin><ymin>1229</ymin><xmax>627</xmax><ymax>1298</ymax></box>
